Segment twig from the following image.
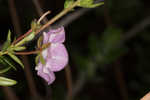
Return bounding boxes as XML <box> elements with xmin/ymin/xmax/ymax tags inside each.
<box><xmin>124</xmin><ymin>16</ymin><xmax>150</xmax><ymax>41</ymax></box>
<box><xmin>53</xmin><ymin>8</ymin><xmax>90</xmax><ymax>28</ymax></box>
<box><xmin>12</xmin><ymin>0</ymin><xmax>80</xmax><ymax>46</ymax></box>
<box><xmin>72</xmin><ymin>72</ymin><xmax>86</xmax><ymax>99</ymax></box>
<box><xmin>34</xmin><ymin>0</ymin><xmax>80</xmax><ymax>35</ymax></box>
<box><xmin>65</xmin><ymin>65</ymin><xmax>73</xmax><ymax>100</ymax></box>
<box><xmin>15</xmin><ymin>50</ymin><xmax>39</xmax><ymax>55</ymax></box>
<box><xmin>2</xmin><ymin>87</ymin><xmax>19</xmax><ymax>100</ymax></box>
<box><xmin>32</xmin><ymin>0</ymin><xmax>48</xmax><ymax>23</ymax></box>
<box><xmin>114</xmin><ymin>61</ymin><xmax>128</xmax><ymax>100</ymax></box>
<box><xmin>12</xmin><ymin>29</ymin><xmax>32</xmax><ymax>45</ymax></box>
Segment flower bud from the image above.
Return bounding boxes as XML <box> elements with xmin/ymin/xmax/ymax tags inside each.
<box><xmin>25</xmin><ymin>32</ymin><xmax>35</xmax><ymax>41</ymax></box>
<box><xmin>78</xmin><ymin>0</ymin><xmax>104</xmax><ymax>8</ymax></box>
<box><xmin>64</xmin><ymin>0</ymin><xmax>75</xmax><ymax>9</ymax></box>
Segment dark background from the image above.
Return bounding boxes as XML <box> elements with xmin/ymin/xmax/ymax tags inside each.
<box><xmin>0</xmin><ymin>0</ymin><xmax>150</xmax><ymax>100</ymax></box>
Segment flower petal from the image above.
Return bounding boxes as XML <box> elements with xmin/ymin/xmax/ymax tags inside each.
<box><xmin>48</xmin><ymin>27</ymin><xmax>65</xmax><ymax>43</ymax></box>
<box><xmin>45</xmin><ymin>43</ymin><xmax>68</xmax><ymax>72</ymax></box>
<box><xmin>42</xmin><ymin>49</ymin><xmax>48</xmax><ymax>59</ymax></box>
<box><xmin>35</xmin><ymin>63</ymin><xmax>55</xmax><ymax>85</ymax></box>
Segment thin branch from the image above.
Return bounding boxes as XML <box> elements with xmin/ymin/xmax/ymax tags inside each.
<box><xmin>32</xmin><ymin>0</ymin><xmax>48</xmax><ymax>23</ymax></box>
<box><xmin>114</xmin><ymin>61</ymin><xmax>128</xmax><ymax>100</ymax></box>
<box><xmin>65</xmin><ymin>65</ymin><xmax>73</xmax><ymax>100</ymax></box>
<box><xmin>2</xmin><ymin>87</ymin><xmax>19</xmax><ymax>100</ymax></box>
<box><xmin>72</xmin><ymin>72</ymin><xmax>86</xmax><ymax>99</ymax></box>
<box><xmin>34</xmin><ymin>0</ymin><xmax>80</xmax><ymax>35</ymax></box>
<box><xmin>15</xmin><ymin>50</ymin><xmax>39</xmax><ymax>55</ymax></box>
<box><xmin>53</xmin><ymin>8</ymin><xmax>90</xmax><ymax>28</ymax></box>
<box><xmin>124</xmin><ymin>16</ymin><xmax>150</xmax><ymax>41</ymax></box>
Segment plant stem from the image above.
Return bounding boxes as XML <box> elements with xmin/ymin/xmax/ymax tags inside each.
<box><xmin>12</xmin><ymin>29</ymin><xmax>32</xmax><ymax>45</ymax></box>
<box><xmin>35</xmin><ymin>0</ymin><xmax>80</xmax><ymax>34</ymax></box>
<box><xmin>15</xmin><ymin>50</ymin><xmax>39</xmax><ymax>55</ymax></box>
<box><xmin>0</xmin><ymin>51</ymin><xmax>8</xmax><ymax>56</ymax></box>
<box><xmin>65</xmin><ymin>65</ymin><xmax>73</xmax><ymax>100</ymax></box>
<box><xmin>12</xmin><ymin>0</ymin><xmax>80</xmax><ymax>46</ymax></box>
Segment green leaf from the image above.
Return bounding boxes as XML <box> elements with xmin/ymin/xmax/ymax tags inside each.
<box><xmin>2</xmin><ymin>30</ymin><xmax>11</xmax><ymax>51</ymax></box>
<box><xmin>0</xmin><ymin>67</ymin><xmax>11</xmax><ymax>74</ymax></box>
<box><xmin>77</xmin><ymin>0</ymin><xmax>104</xmax><ymax>8</ymax></box>
<box><xmin>37</xmin><ymin>36</ymin><xmax>43</xmax><ymax>48</ymax></box>
<box><xmin>8</xmin><ymin>53</ymin><xmax>24</xmax><ymax>68</ymax></box>
<box><xmin>0</xmin><ymin>56</ymin><xmax>16</xmax><ymax>70</ymax></box>
<box><xmin>35</xmin><ymin>54</ymin><xmax>40</xmax><ymax>65</ymax></box>
<box><xmin>40</xmin><ymin>53</ymin><xmax>45</xmax><ymax>65</ymax></box>
<box><xmin>13</xmin><ymin>46</ymin><xmax>26</xmax><ymax>51</ymax></box>
<box><xmin>0</xmin><ymin>77</ymin><xmax>17</xmax><ymax>86</ymax></box>
<box><xmin>24</xmin><ymin>32</ymin><xmax>35</xmax><ymax>42</ymax></box>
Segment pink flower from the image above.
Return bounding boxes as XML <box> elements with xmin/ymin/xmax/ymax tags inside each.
<box><xmin>35</xmin><ymin>27</ymin><xmax>68</xmax><ymax>85</ymax></box>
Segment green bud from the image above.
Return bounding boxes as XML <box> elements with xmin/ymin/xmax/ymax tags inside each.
<box><xmin>25</xmin><ymin>32</ymin><xmax>35</xmax><ymax>41</ymax></box>
<box><xmin>78</xmin><ymin>0</ymin><xmax>104</xmax><ymax>8</ymax></box>
<box><xmin>64</xmin><ymin>0</ymin><xmax>75</xmax><ymax>9</ymax></box>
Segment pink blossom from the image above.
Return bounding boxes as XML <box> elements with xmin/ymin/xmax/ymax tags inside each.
<box><xmin>35</xmin><ymin>27</ymin><xmax>68</xmax><ymax>85</ymax></box>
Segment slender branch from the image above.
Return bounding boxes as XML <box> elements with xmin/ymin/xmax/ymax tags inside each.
<box><xmin>65</xmin><ymin>65</ymin><xmax>73</xmax><ymax>100</ymax></box>
<box><xmin>15</xmin><ymin>50</ymin><xmax>39</xmax><ymax>55</ymax></box>
<box><xmin>35</xmin><ymin>0</ymin><xmax>80</xmax><ymax>35</ymax></box>
<box><xmin>53</xmin><ymin>8</ymin><xmax>90</xmax><ymax>28</ymax></box>
<box><xmin>32</xmin><ymin>0</ymin><xmax>48</xmax><ymax>23</ymax></box>
<box><xmin>124</xmin><ymin>16</ymin><xmax>150</xmax><ymax>41</ymax></box>
<box><xmin>37</xmin><ymin>11</ymin><xmax>51</xmax><ymax>24</ymax></box>
<box><xmin>72</xmin><ymin>72</ymin><xmax>86</xmax><ymax>99</ymax></box>
<box><xmin>2</xmin><ymin>87</ymin><xmax>19</xmax><ymax>100</ymax></box>
<box><xmin>12</xmin><ymin>29</ymin><xmax>32</xmax><ymax>45</ymax></box>
<box><xmin>11</xmin><ymin>0</ymin><xmax>80</xmax><ymax>47</ymax></box>
<box><xmin>114</xmin><ymin>61</ymin><xmax>128</xmax><ymax>100</ymax></box>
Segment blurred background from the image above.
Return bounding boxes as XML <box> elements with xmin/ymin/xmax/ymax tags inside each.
<box><xmin>0</xmin><ymin>0</ymin><xmax>150</xmax><ymax>100</ymax></box>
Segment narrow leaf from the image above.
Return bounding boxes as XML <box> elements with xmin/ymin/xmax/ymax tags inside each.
<box><xmin>8</xmin><ymin>53</ymin><xmax>24</xmax><ymax>68</ymax></box>
<box><xmin>0</xmin><ymin>56</ymin><xmax>16</xmax><ymax>70</ymax></box>
<box><xmin>0</xmin><ymin>77</ymin><xmax>17</xmax><ymax>86</ymax></box>
<box><xmin>40</xmin><ymin>53</ymin><xmax>45</xmax><ymax>65</ymax></box>
<box><xmin>0</xmin><ymin>67</ymin><xmax>11</xmax><ymax>74</ymax></box>
<box><xmin>37</xmin><ymin>36</ymin><xmax>43</xmax><ymax>48</ymax></box>
<box><xmin>2</xmin><ymin>30</ymin><xmax>11</xmax><ymax>51</ymax></box>
<box><xmin>13</xmin><ymin>46</ymin><xmax>26</xmax><ymax>51</ymax></box>
<box><xmin>35</xmin><ymin>54</ymin><xmax>40</xmax><ymax>65</ymax></box>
